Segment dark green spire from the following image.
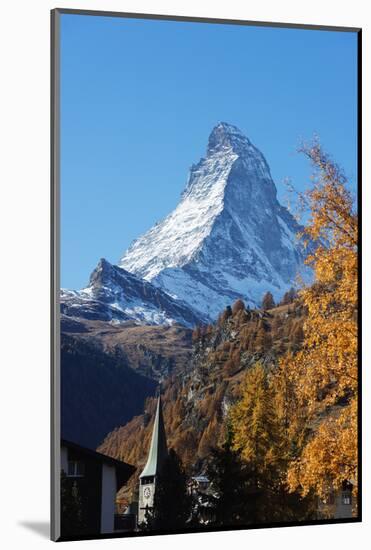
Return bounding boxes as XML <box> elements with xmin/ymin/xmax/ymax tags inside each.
<box><xmin>140</xmin><ymin>394</ymin><xmax>168</xmax><ymax>478</ymax></box>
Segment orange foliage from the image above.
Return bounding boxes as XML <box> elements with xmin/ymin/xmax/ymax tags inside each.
<box><xmin>281</xmin><ymin>143</ymin><xmax>358</xmax><ymax>499</ymax></box>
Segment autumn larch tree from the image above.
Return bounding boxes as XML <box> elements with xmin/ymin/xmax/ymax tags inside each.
<box><xmin>230</xmin><ymin>363</ymin><xmax>280</xmax><ymax>471</ymax></box>
<box><xmin>228</xmin><ymin>364</ymin><xmax>315</xmax><ymax>522</ymax></box>
<box><xmin>255</xmin><ymin>321</ymin><xmax>272</xmax><ymax>352</ymax></box>
<box><xmin>281</xmin><ymin>142</ymin><xmax>358</xmax><ymax>505</ymax></box>
<box><xmin>232</xmin><ymin>298</ymin><xmax>245</xmax><ymax>316</ymax></box>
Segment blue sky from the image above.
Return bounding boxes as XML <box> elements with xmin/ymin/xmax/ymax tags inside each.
<box><xmin>60</xmin><ymin>14</ymin><xmax>358</xmax><ymax>289</ymax></box>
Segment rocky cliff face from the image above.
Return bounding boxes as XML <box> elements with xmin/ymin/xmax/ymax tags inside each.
<box><xmin>61</xmin><ymin>258</ymin><xmax>205</xmax><ymax>328</ymax></box>
<box><xmin>120</xmin><ymin>122</ymin><xmax>310</xmax><ymax>320</ymax></box>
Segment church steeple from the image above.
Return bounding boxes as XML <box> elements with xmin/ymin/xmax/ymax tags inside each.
<box><xmin>140</xmin><ymin>393</ymin><xmax>168</xmax><ymax>478</ymax></box>
<box><xmin>138</xmin><ymin>390</ymin><xmax>168</xmax><ymax>525</ymax></box>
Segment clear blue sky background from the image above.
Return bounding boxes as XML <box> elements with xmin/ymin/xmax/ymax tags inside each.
<box><xmin>60</xmin><ymin>14</ymin><xmax>358</xmax><ymax>289</ymax></box>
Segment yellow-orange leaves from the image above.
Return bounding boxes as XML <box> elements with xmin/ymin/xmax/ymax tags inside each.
<box><xmin>283</xmin><ymin>143</ymin><xmax>358</xmax><ymax>500</ymax></box>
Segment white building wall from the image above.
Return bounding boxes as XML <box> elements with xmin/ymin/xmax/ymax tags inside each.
<box><xmin>334</xmin><ymin>492</ymin><xmax>353</xmax><ymax>519</ymax></box>
<box><xmin>100</xmin><ymin>464</ymin><xmax>117</xmax><ymax>533</ymax></box>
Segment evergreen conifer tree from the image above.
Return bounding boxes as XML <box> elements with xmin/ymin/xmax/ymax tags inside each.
<box><xmin>146</xmin><ymin>449</ymin><xmax>191</xmax><ymax>531</ymax></box>
<box><xmin>204</xmin><ymin>425</ymin><xmax>254</xmax><ymax>527</ymax></box>
<box><xmin>262</xmin><ymin>291</ymin><xmax>275</xmax><ymax>310</ymax></box>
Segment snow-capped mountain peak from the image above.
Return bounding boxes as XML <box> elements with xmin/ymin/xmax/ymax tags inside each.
<box><xmin>61</xmin><ymin>123</ymin><xmax>311</xmax><ymax>327</ymax></box>
<box><xmin>119</xmin><ymin>123</ymin><xmax>310</xmax><ymax>320</ymax></box>
<box><xmin>207</xmin><ymin>121</ymin><xmax>253</xmax><ymax>155</ymax></box>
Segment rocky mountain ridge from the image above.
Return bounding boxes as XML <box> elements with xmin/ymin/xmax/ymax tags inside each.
<box><xmin>61</xmin><ymin>122</ymin><xmax>310</xmax><ymax>328</ymax></box>
<box><xmin>61</xmin><ymin>258</ymin><xmax>205</xmax><ymax>328</ymax></box>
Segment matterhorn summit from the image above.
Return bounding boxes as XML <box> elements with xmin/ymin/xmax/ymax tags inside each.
<box><xmin>119</xmin><ymin>122</ymin><xmax>309</xmax><ymax>321</ymax></box>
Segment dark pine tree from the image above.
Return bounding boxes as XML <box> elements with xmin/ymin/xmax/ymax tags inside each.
<box><xmin>146</xmin><ymin>449</ymin><xmax>192</xmax><ymax>531</ymax></box>
<box><xmin>192</xmin><ymin>326</ymin><xmax>201</xmax><ymax>343</ymax></box>
<box><xmin>204</xmin><ymin>427</ymin><xmax>256</xmax><ymax>527</ymax></box>
<box><xmin>280</xmin><ymin>287</ymin><xmax>297</xmax><ymax>305</ymax></box>
<box><xmin>218</xmin><ymin>305</ymin><xmax>233</xmax><ymax>325</ymax></box>
<box><xmin>262</xmin><ymin>291</ymin><xmax>275</xmax><ymax>310</ymax></box>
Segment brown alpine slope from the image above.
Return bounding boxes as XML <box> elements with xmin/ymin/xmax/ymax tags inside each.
<box><xmin>61</xmin><ymin>316</ymin><xmax>193</xmax><ymax>380</ymax></box>
<box><xmin>97</xmin><ymin>301</ymin><xmax>305</xmax><ymax>502</ymax></box>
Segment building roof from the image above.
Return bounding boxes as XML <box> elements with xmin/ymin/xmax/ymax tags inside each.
<box><xmin>192</xmin><ymin>475</ymin><xmax>209</xmax><ymax>483</ymax></box>
<box><xmin>139</xmin><ymin>395</ymin><xmax>168</xmax><ymax>478</ymax></box>
<box><xmin>61</xmin><ymin>439</ymin><xmax>136</xmax><ymax>489</ymax></box>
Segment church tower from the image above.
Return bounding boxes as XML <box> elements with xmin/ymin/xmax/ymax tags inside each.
<box><xmin>138</xmin><ymin>393</ymin><xmax>168</xmax><ymax>525</ymax></box>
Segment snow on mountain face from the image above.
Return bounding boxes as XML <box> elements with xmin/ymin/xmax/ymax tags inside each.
<box><xmin>61</xmin><ymin>259</ymin><xmax>204</xmax><ymax>328</ymax></box>
<box><xmin>62</xmin><ymin>122</ymin><xmax>310</xmax><ymax>327</ymax></box>
<box><xmin>120</xmin><ymin>122</ymin><xmax>310</xmax><ymax>320</ymax></box>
